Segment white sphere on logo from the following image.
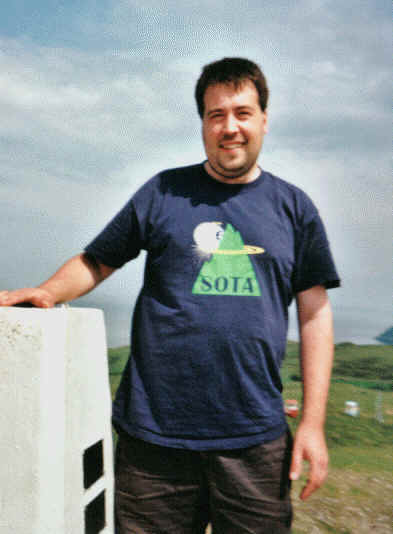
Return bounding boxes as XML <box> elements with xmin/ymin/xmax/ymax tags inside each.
<box><xmin>193</xmin><ymin>222</ymin><xmax>224</xmax><ymax>252</ymax></box>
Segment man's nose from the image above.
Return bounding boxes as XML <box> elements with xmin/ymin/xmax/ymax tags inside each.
<box><xmin>222</xmin><ymin>114</ymin><xmax>239</xmax><ymax>134</ymax></box>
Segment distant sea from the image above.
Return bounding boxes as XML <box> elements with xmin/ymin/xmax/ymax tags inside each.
<box><xmin>88</xmin><ymin>303</ymin><xmax>389</xmax><ymax>348</ymax></box>
<box><xmin>289</xmin><ymin>305</ymin><xmax>390</xmax><ymax>346</ymax></box>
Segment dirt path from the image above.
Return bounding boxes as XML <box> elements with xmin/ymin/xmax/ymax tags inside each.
<box><xmin>291</xmin><ymin>469</ymin><xmax>392</xmax><ymax>533</ymax></box>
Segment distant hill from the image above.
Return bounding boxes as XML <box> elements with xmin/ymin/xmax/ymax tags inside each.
<box><xmin>376</xmin><ymin>326</ymin><xmax>393</xmax><ymax>345</ymax></box>
<box><xmin>109</xmin><ymin>341</ymin><xmax>393</xmax><ymax>384</ymax></box>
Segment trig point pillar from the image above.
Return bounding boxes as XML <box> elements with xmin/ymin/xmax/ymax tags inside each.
<box><xmin>0</xmin><ymin>307</ymin><xmax>114</xmax><ymax>534</ymax></box>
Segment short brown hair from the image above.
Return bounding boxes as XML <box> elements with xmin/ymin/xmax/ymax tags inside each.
<box><xmin>195</xmin><ymin>57</ymin><xmax>269</xmax><ymax>118</ymax></box>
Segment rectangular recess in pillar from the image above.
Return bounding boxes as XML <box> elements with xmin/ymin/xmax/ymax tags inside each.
<box><xmin>85</xmin><ymin>490</ymin><xmax>106</xmax><ymax>534</ymax></box>
<box><xmin>83</xmin><ymin>440</ymin><xmax>104</xmax><ymax>489</ymax></box>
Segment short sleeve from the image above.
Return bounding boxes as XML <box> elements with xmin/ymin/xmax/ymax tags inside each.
<box><xmin>292</xmin><ymin>210</ymin><xmax>340</xmax><ymax>294</ymax></box>
<box><xmin>84</xmin><ymin>176</ymin><xmax>159</xmax><ymax>268</ymax></box>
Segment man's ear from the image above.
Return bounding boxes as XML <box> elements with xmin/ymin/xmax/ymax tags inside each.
<box><xmin>262</xmin><ymin>110</ymin><xmax>268</xmax><ymax>134</ymax></box>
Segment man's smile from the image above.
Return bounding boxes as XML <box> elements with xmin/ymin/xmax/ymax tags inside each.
<box><xmin>219</xmin><ymin>141</ymin><xmax>246</xmax><ymax>149</ymax></box>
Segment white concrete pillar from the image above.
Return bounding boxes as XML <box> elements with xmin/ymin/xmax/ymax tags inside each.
<box><xmin>0</xmin><ymin>307</ymin><xmax>114</xmax><ymax>534</ymax></box>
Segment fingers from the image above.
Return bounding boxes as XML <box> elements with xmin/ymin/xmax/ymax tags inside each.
<box><xmin>0</xmin><ymin>289</ymin><xmax>26</xmax><ymax>306</ymax></box>
<box><xmin>0</xmin><ymin>289</ymin><xmax>54</xmax><ymax>308</ymax></box>
<box><xmin>289</xmin><ymin>448</ymin><xmax>303</xmax><ymax>482</ymax></box>
<box><xmin>290</xmin><ymin>425</ymin><xmax>329</xmax><ymax>500</ymax></box>
<box><xmin>0</xmin><ymin>290</ymin><xmax>20</xmax><ymax>306</ymax></box>
<box><xmin>299</xmin><ymin>456</ymin><xmax>328</xmax><ymax>500</ymax></box>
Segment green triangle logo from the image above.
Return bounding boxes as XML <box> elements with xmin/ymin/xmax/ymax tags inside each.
<box><xmin>192</xmin><ymin>223</ymin><xmax>262</xmax><ymax>297</ymax></box>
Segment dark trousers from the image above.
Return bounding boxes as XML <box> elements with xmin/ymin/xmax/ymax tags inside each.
<box><xmin>115</xmin><ymin>430</ymin><xmax>293</xmax><ymax>534</ymax></box>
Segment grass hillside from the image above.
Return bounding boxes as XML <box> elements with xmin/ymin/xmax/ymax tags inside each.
<box><xmin>108</xmin><ymin>342</ymin><xmax>392</xmax><ymax>533</ymax></box>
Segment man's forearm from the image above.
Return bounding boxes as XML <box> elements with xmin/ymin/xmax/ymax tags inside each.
<box><xmin>289</xmin><ymin>285</ymin><xmax>334</xmax><ymax>500</ymax></box>
<box><xmin>297</xmin><ymin>288</ymin><xmax>334</xmax><ymax>427</ymax></box>
<box><xmin>0</xmin><ymin>253</ymin><xmax>116</xmax><ymax>308</ymax></box>
<box><xmin>37</xmin><ymin>253</ymin><xmax>107</xmax><ymax>304</ymax></box>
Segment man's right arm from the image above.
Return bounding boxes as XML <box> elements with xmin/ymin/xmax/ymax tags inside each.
<box><xmin>0</xmin><ymin>253</ymin><xmax>116</xmax><ymax>308</ymax></box>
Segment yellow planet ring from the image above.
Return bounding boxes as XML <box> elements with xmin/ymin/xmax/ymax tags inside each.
<box><xmin>202</xmin><ymin>245</ymin><xmax>265</xmax><ymax>255</ymax></box>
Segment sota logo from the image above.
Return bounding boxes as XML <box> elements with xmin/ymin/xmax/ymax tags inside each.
<box><xmin>192</xmin><ymin>222</ymin><xmax>264</xmax><ymax>297</ymax></box>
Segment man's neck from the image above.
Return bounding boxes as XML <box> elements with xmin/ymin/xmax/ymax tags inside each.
<box><xmin>204</xmin><ymin>161</ymin><xmax>261</xmax><ymax>185</ymax></box>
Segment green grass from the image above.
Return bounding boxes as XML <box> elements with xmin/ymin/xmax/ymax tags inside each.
<box><xmin>108</xmin><ymin>345</ymin><xmax>130</xmax><ymax>374</ymax></box>
<box><xmin>283</xmin><ymin>340</ymin><xmax>393</xmax><ymax>380</ymax></box>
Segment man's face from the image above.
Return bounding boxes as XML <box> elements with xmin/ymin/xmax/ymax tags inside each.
<box><xmin>202</xmin><ymin>80</ymin><xmax>268</xmax><ymax>184</ymax></box>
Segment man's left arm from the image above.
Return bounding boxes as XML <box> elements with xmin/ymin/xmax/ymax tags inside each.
<box><xmin>290</xmin><ymin>284</ymin><xmax>334</xmax><ymax>500</ymax></box>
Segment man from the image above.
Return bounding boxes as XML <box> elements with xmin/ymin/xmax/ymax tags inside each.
<box><xmin>0</xmin><ymin>58</ymin><xmax>340</xmax><ymax>533</ymax></box>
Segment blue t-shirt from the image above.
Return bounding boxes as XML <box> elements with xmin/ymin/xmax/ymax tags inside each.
<box><xmin>85</xmin><ymin>163</ymin><xmax>340</xmax><ymax>450</ymax></box>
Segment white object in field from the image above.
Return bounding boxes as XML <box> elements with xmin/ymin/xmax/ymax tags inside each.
<box><xmin>374</xmin><ymin>391</ymin><xmax>384</xmax><ymax>423</ymax></box>
<box><xmin>344</xmin><ymin>400</ymin><xmax>359</xmax><ymax>417</ymax></box>
<box><xmin>0</xmin><ymin>307</ymin><xmax>114</xmax><ymax>534</ymax></box>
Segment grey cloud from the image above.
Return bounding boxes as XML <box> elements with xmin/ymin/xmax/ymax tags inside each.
<box><xmin>0</xmin><ymin>40</ymin><xmax>201</xmax><ymax>189</ymax></box>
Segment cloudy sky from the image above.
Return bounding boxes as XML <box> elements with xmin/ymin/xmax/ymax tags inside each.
<box><xmin>0</xmin><ymin>0</ymin><xmax>390</xmax><ymax>346</ymax></box>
